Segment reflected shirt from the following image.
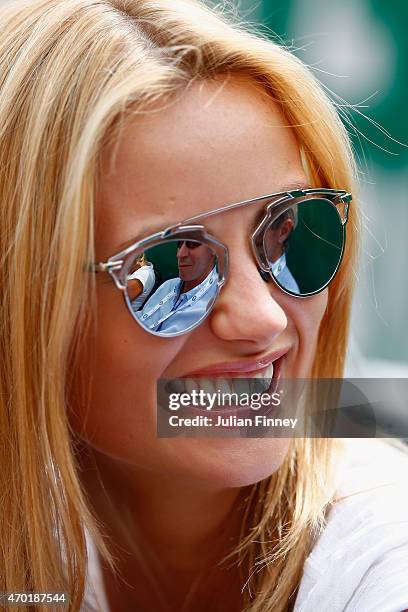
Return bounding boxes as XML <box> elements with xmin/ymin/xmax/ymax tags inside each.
<box><xmin>137</xmin><ymin>266</ymin><xmax>218</xmax><ymax>334</ymax></box>
<box><xmin>271</xmin><ymin>253</ymin><xmax>300</xmax><ymax>294</ymax></box>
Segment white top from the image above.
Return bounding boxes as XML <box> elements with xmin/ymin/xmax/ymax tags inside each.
<box><xmin>82</xmin><ymin>440</ymin><xmax>408</xmax><ymax>612</ymax></box>
<box><xmin>271</xmin><ymin>253</ymin><xmax>300</xmax><ymax>294</ymax></box>
<box><xmin>129</xmin><ymin>262</ymin><xmax>156</xmax><ymax>310</ymax></box>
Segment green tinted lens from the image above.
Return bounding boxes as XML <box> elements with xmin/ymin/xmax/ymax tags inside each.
<box><xmin>264</xmin><ymin>198</ymin><xmax>344</xmax><ymax>295</ymax></box>
<box><xmin>124</xmin><ymin>239</ymin><xmax>219</xmax><ymax>336</ymax></box>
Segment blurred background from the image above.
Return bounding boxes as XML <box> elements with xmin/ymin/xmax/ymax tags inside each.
<box><xmin>214</xmin><ymin>0</ymin><xmax>408</xmax><ymax>377</ymax></box>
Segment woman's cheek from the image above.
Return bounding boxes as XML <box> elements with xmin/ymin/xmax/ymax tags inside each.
<box><xmin>94</xmin><ymin>283</ymin><xmax>186</xmax><ymax>378</ymax></box>
<box><xmin>69</xmin><ymin>287</ymin><xmax>185</xmax><ymax>456</ymax></box>
<box><xmin>280</xmin><ymin>290</ymin><xmax>328</xmax><ymax>377</ymax></box>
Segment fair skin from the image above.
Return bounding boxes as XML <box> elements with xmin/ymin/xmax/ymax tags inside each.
<box><xmin>70</xmin><ymin>77</ymin><xmax>328</xmax><ymax>611</ymax></box>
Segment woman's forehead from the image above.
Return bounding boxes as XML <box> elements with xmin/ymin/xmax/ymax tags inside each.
<box><xmin>95</xmin><ymin>78</ymin><xmax>306</xmax><ymax>254</ymax></box>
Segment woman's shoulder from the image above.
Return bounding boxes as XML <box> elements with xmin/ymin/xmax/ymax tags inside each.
<box><xmin>82</xmin><ymin>440</ymin><xmax>408</xmax><ymax>612</ymax></box>
<box><xmin>294</xmin><ymin>440</ymin><xmax>408</xmax><ymax>612</ymax></box>
<box><xmin>130</xmin><ymin>264</ymin><xmax>155</xmax><ymax>282</ymax></box>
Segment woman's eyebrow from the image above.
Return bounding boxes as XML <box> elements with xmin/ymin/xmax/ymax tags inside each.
<box><xmin>113</xmin><ymin>182</ymin><xmax>313</xmax><ymax>252</ymax></box>
<box><xmin>279</xmin><ymin>181</ymin><xmax>312</xmax><ymax>192</ymax></box>
<box><xmin>114</xmin><ymin>223</ymin><xmax>165</xmax><ymax>252</ymax></box>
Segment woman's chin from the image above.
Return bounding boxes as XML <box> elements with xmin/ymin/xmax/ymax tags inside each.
<box><xmin>162</xmin><ymin>436</ymin><xmax>292</xmax><ymax>489</ymax></box>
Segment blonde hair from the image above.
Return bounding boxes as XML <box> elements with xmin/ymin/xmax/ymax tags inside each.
<box><xmin>0</xmin><ymin>0</ymin><xmax>360</xmax><ymax>610</ymax></box>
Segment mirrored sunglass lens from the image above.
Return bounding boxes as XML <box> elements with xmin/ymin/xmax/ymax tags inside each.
<box><xmin>124</xmin><ymin>239</ymin><xmax>219</xmax><ymax>336</ymax></box>
<box><xmin>177</xmin><ymin>240</ymin><xmax>200</xmax><ymax>249</ymax></box>
<box><xmin>264</xmin><ymin>198</ymin><xmax>344</xmax><ymax>295</ymax></box>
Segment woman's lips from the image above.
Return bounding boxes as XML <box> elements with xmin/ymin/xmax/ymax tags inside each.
<box><xmin>180</xmin><ymin>347</ymin><xmax>290</xmax><ymax>378</ymax></box>
<box><xmin>162</xmin><ymin>349</ymin><xmax>291</xmax><ymax>426</ymax></box>
<box><xmin>173</xmin><ymin>356</ymin><xmax>285</xmax><ymax>421</ymax></box>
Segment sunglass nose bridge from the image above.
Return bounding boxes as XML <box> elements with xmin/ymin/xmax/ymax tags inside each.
<box><xmin>163</xmin><ymin>224</ymin><xmax>206</xmax><ymax>238</ymax></box>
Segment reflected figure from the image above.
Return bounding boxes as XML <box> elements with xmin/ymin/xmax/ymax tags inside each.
<box><xmin>137</xmin><ymin>242</ymin><xmax>217</xmax><ymax>333</ymax></box>
<box><xmin>265</xmin><ymin>207</ymin><xmax>300</xmax><ymax>294</ymax></box>
<box><xmin>128</xmin><ymin>253</ymin><xmax>156</xmax><ymax>310</ymax></box>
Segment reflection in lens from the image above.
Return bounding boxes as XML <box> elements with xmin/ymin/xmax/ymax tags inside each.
<box><xmin>126</xmin><ymin>252</ymin><xmax>156</xmax><ymax>308</ymax></box>
<box><xmin>264</xmin><ymin>198</ymin><xmax>344</xmax><ymax>295</ymax></box>
<box><xmin>125</xmin><ymin>239</ymin><xmax>219</xmax><ymax>336</ymax></box>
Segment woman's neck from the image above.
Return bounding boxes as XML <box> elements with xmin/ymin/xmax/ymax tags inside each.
<box><xmin>79</xmin><ymin>448</ymin><xmax>245</xmax><ymax>611</ymax></box>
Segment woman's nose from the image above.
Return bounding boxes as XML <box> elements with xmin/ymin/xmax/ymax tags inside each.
<box><xmin>209</xmin><ymin>258</ymin><xmax>288</xmax><ymax>347</ymax></box>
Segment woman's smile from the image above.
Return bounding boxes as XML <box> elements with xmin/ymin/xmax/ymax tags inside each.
<box><xmin>179</xmin><ymin>346</ymin><xmax>291</xmax><ymax>377</ymax></box>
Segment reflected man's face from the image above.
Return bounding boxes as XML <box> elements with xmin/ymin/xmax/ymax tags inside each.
<box><xmin>177</xmin><ymin>241</ymin><xmax>215</xmax><ymax>284</ymax></box>
<box><xmin>264</xmin><ymin>217</ymin><xmax>295</xmax><ymax>263</ymax></box>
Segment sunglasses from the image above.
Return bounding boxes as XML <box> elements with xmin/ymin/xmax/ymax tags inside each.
<box><xmin>177</xmin><ymin>240</ymin><xmax>201</xmax><ymax>250</ymax></box>
<box><xmin>92</xmin><ymin>187</ymin><xmax>351</xmax><ymax>337</ymax></box>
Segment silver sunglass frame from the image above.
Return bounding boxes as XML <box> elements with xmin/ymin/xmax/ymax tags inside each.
<box><xmin>92</xmin><ymin>187</ymin><xmax>351</xmax><ymax>337</ymax></box>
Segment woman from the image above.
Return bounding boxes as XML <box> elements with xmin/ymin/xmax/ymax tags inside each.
<box><xmin>127</xmin><ymin>253</ymin><xmax>156</xmax><ymax>310</ymax></box>
<box><xmin>0</xmin><ymin>1</ymin><xmax>407</xmax><ymax>611</ymax></box>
